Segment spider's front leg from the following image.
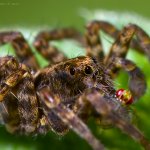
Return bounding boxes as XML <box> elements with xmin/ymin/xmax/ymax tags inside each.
<box><xmin>85</xmin><ymin>20</ymin><xmax>133</xmax><ymax>62</ymax></box>
<box><xmin>107</xmin><ymin>57</ymin><xmax>146</xmax><ymax>100</ymax></box>
<box><xmin>103</xmin><ymin>24</ymin><xmax>148</xmax><ymax>99</ymax></box>
<box><xmin>0</xmin><ymin>32</ymin><xmax>39</xmax><ymax>70</ymax></box>
<box><xmin>38</xmin><ymin>87</ymin><xmax>105</xmax><ymax>150</ymax></box>
<box><xmin>33</xmin><ymin>28</ymin><xmax>82</xmax><ymax>64</ymax></box>
<box><xmin>105</xmin><ymin>23</ymin><xmax>150</xmax><ymax>68</ymax></box>
<box><xmin>0</xmin><ymin>56</ymin><xmax>39</xmax><ymax>134</ymax></box>
<box><xmin>78</xmin><ymin>88</ymin><xmax>150</xmax><ymax>150</ymax></box>
<box><xmin>86</xmin><ymin>21</ymin><xmax>147</xmax><ymax>56</ymax></box>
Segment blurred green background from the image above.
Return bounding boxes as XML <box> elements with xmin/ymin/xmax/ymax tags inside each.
<box><xmin>0</xmin><ymin>0</ymin><xmax>150</xmax><ymax>27</ymax></box>
<box><xmin>0</xmin><ymin>0</ymin><xmax>150</xmax><ymax>150</ymax></box>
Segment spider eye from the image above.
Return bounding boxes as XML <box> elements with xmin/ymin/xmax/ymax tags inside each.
<box><xmin>69</xmin><ymin>67</ymin><xmax>76</xmax><ymax>75</ymax></box>
<box><xmin>84</xmin><ymin>66</ymin><xmax>93</xmax><ymax>75</ymax></box>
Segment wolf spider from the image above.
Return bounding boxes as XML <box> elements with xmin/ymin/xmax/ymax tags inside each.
<box><xmin>0</xmin><ymin>21</ymin><xmax>150</xmax><ymax>150</ymax></box>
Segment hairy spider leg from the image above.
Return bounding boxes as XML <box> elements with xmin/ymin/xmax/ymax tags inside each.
<box><xmin>86</xmin><ymin>21</ymin><xmax>146</xmax><ymax>55</ymax></box>
<box><xmin>38</xmin><ymin>87</ymin><xmax>105</xmax><ymax>150</ymax></box>
<box><xmin>0</xmin><ymin>56</ymin><xmax>20</xmax><ymax>130</ymax></box>
<box><xmin>107</xmin><ymin>57</ymin><xmax>146</xmax><ymax>100</ymax></box>
<box><xmin>101</xmin><ymin>24</ymin><xmax>148</xmax><ymax>99</ymax></box>
<box><xmin>105</xmin><ymin>24</ymin><xmax>150</xmax><ymax>74</ymax></box>
<box><xmin>81</xmin><ymin>88</ymin><xmax>150</xmax><ymax>150</ymax></box>
<box><xmin>0</xmin><ymin>32</ymin><xmax>39</xmax><ymax>70</ymax></box>
<box><xmin>0</xmin><ymin>56</ymin><xmax>39</xmax><ymax>134</ymax></box>
<box><xmin>85</xmin><ymin>21</ymin><xmax>105</xmax><ymax>60</ymax></box>
<box><xmin>104</xmin><ymin>24</ymin><xmax>135</xmax><ymax>66</ymax></box>
<box><xmin>33</xmin><ymin>28</ymin><xmax>82</xmax><ymax>64</ymax></box>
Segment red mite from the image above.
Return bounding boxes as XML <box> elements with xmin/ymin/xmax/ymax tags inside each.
<box><xmin>116</xmin><ymin>89</ymin><xmax>133</xmax><ymax>105</ymax></box>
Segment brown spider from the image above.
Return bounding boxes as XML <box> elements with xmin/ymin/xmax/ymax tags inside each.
<box><xmin>0</xmin><ymin>21</ymin><xmax>150</xmax><ymax>150</ymax></box>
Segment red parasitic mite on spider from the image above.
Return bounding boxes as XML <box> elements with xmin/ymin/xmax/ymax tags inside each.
<box><xmin>116</xmin><ymin>89</ymin><xmax>133</xmax><ymax>105</ymax></box>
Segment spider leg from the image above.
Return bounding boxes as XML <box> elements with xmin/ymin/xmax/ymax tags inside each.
<box><xmin>0</xmin><ymin>56</ymin><xmax>21</xmax><ymax>101</ymax></box>
<box><xmin>33</xmin><ymin>28</ymin><xmax>82</xmax><ymax>64</ymax></box>
<box><xmin>80</xmin><ymin>88</ymin><xmax>150</xmax><ymax>150</ymax></box>
<box><xmin>104</xmin><ymin>24</ymin><xmax>135</xmax><ymax>65</ymax></box>
<box><xmin>0</xmin><ymin>56</ymin><xmax>20</xmax><ymax>129</ymax></box>
<box><xmin>107</xmin><ymin>57</ymin><xmax>146</xmax><ymax>100</ymax></box>
<box><xmin>38</xmin><ymin>87</ymin><xmax>105</xmax><ymax>150</ymax></box>
<box><xmin>85</xmin><ymin>21</ymin><xmax>105</xmax><ymax>60</ymax></box>
<box><xmin>105</xmin><ymin>24</ymin><xmax>150</xmax><ymax>76</ymax></box>
<box><xmin>0</xmin><ymin>32</ymin><xmax>39</xmax><ymax>70</ymax></box>
<box><xmin>0</xmin><ymin>56</ymin><xmax>39</xmax><ymax>134</ymax></box>
<box><xmin>86</xmin><ymin>21</ymin><xmax>146</xmax><ymax>55</ymax></box>
<box><xmin>102</xmin><ymin>24</ymin><xmax>149</xmax><ymax>100</ymax></box>
<box><xmin>131</xmin><ymin>24</ymin><xmax>150</xmax><ymax>59</ymax></box>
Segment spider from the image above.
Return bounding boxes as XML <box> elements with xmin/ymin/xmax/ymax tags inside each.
<box><xmin>0</xmin><ymin>20</ymin><xmax>150</xmax><ymax>150</ymax></box>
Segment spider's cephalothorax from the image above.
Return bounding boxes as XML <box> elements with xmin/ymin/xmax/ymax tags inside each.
<box><xmin>35</xmin><ymin>56</ymin><xmax>115</xmax><ymax>103</ymax></box>
<box><xmin>0</xmin><ymin>21</ymin><xmax>150</xmax><ymax>150</ymax></box>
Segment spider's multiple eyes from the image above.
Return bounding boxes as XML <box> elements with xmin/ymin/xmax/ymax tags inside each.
<box><xmin>69</xmin><ymin>65</ymin><xmax>93</xmax><ymax>76</ymax></box>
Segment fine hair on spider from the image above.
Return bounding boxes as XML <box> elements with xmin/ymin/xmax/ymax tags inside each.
<box><xmin>0</xmin><ymin>20</ymin><xmax>150</xmax><ymax>150</ymax></box>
